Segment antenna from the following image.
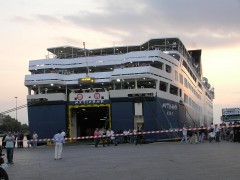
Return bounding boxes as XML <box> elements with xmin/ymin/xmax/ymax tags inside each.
<box><xmin>83</xmin><ymin>42</ymin><xmax>90</xmax><ymax>76</ymax></box>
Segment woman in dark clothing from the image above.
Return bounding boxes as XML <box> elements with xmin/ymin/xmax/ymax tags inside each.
<box><xmin>2</xmin><ymin>133</ymin><xmax>7</xmax><ymax>149</ymax></box>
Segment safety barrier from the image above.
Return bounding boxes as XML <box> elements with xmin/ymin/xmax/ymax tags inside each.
<box><xmin>5</xmin><ymin>124</ymin><xmax>238</xmax><ymax>143</ymax></box>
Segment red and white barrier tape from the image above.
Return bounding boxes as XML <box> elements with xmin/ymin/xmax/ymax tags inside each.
<box><xmin>8</xmin><ymin>124</ymin><xmax>239</xmax><ymax>143</ymax></box>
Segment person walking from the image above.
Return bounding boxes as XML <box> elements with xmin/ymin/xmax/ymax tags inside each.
<box><xmin>94</xmin><ymin>128</ymin><xmax>101</xmax><ymax>147</ymax></box>
<box><xmin>53</xmin><ymin>130</ymin><xmax>65</xmax><ymax>160</ymax></box>
<box><xmin>188</xmin><ymin>126</ymin><xmax>194</xmax><ymax>144</ymax></box>
<box><xmin>135</xmin><ymin>127</ymin><xmax>143</xmax><ymax>145</ymax></box>
<box><xmin>123</xmin><ymin>129</ymin><xmax>129</xmax><ymax>143</ymax></box>
<box><xmin>214</xmin><ymin>124</ymin><xmax>220</xmax><ymax>142</ymax></box>
<box><xmin>32</xmin><ymin>131</ymin><xmax>38</xmax><ymax>148</ymax></box>
<box><xmin>106</xmin><ymin>128</ymin><xmax>117</xmax><ymax>146</ymax></box>
<box><xmin>26</xmin><ymin>132</ymin><xmax>31</xmax><ymax>148</ymax></box>
<box><xmin>19</xmin><ymin>131</ymin><xmax>24</xmax><ymax>148</ymax></box>
<box><xmin>128</xmin><ymin>129</ymin><xmax>134</xmax><ymax>144</ymax></box>
<box><xmin>180</xmin><ymin>124</ymin><xmax>188</xmax><ymax>144</ymax></box>
<box><xmin>4</xmin><ymin>131</ymin><xmax>15</xmax><ymax>164</ymax></box>
<box><xmin>199</xmin><ymin>126</ymin><xmax>205</xmax><ymax>142</ymax></box>
<box><xmin>99</xmin><ymin>127</ymin><xmax>106</xmax><ymax>147</ymax></box>
<box><xmin>2</xmin><ymin>132</ymin><xmax>7</xmax><ymax>149</ymax></box>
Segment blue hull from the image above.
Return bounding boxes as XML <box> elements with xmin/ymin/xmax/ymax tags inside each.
<box><xmin>28</xmin><ymin>97</ymin><xmax>198</xmax><ymax>140</ymax></box>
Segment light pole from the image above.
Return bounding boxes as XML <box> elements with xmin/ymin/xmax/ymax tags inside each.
<box><xmin>14</xmin><ymin>97</ymin><xmax>18</xmax><ymax>121</ymax></box>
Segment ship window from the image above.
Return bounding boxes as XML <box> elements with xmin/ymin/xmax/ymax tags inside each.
<box><xmin>123</xmin><ymin>81</ymin><xmax>135</xmax><ymax>89</ymax></box>
<box><xmin>175</xmin><ymin>71</ymin><xmax>178</xmax><ymax>81</ymax></box>
<box><xmin>151</xmin><ymin>61</ymin><xmax>163</xmax><ymax>70</ymax></box>
<box><xmin>169</xmin><ymin>53</ymin><xmax>180</xmax><ymax>60</ymax></box>
<box><xmin>188</xmin><ymin>83</ymin><xmax>192</xmax><ymax>91</ymax></box>
<box><xmin>115</xmin><ymin>81</ymin><xmax>122</xmax><ymax>90</ymax></box>
<box><xmin>166</xmin><ymin>65</ymin><xmax>171</xmax><ymax>73</ymax></box>
<box><xmin>159</xmin><ymin>81</ymin><xmax>168</xmax><ymax>92</ymax></box>
<box><xmin>182</xmin><ymin>60</ymin><xmax>188</xmax><ymax>69</ymax></box>
<box><xmin>170</xmin><ymin>84</ymin><xmax>178</xmax><ymax>96</ymax></box>
<box><xmin>184</xmin><ymin>94</ymin><xmax>188</xmax><ymax>104</ymax></box>
<box><xmin>189</xmin><ymin>97</ymin><xmax>192</xmax><ymax>106</ymax></box>
<box><xmin>198</xmin><ymin>82</ymin><xmax>202</xmax><ymax>90</ymax></box>
<box><xmin>137</xmin><ymin>80</ymin><xmax>156</xmax><ymax>89</ymax></box>
<box><xmin>184</xmin><ymin>78</ymin><xmax>188</xmax><ymax>88</ymax></box>
<box><xmin>179</xmin><ymin>74</ymin><xmax>183</xmax><ymax>84</ymax></box>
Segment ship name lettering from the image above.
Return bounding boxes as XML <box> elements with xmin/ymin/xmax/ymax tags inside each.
<box><xmin>162</xmin><ymin>103</ymin><xmax>178</xmax><ymax>110</ymax></box>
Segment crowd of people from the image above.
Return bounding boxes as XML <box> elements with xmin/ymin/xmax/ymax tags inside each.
<box><xmin>0</xmin><ymin>130</ymin><xmax>67</xmax><ymax>163</ymax></box>
<box><xmin>93</xmin><ymin>127</ymin><xmax>144</xmax><ymax>147</ymax></box>
<box><xmin>1</xmin><ymin>131</ymin><xmax>32</xmax><ymax>149</ymax></box>
<box><xmin>180</xmin><ymin>122</ymin><xmax>240</xmax><ymax>144</ymax></box>
<box><xmin>220</xmin><ymin>122</ymin><xmax>240</xmax><ymax>142</ymax></box>
<box><xmin>0</xmin><ymin>131</ymin><xmax>40</xmax><ymax>164</ymax></box>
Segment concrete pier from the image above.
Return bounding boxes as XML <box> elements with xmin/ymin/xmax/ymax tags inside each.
<box><xmin>5</xmin><ymin>141</ymin><xmax>240</xmax><ymax>180</ymax></box>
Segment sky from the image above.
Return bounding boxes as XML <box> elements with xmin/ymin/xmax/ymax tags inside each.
<box><xmin>0</xmin><ymin>0</ymin><xmax>240</xmax><ymax>125</ymax></box>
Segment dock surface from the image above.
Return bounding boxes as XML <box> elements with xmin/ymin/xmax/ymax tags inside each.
<box><xmin>5</xmin><ymin>141</ymin><xmax>240</xmax><ymax>180</ymax></box>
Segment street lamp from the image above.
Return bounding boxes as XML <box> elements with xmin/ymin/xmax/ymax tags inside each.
<box><xmin>14</xmin><ymin>97</ymin><xmax>18</xmax><ymax>121</ymax></box>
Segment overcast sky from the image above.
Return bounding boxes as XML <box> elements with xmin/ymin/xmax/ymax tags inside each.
<box><xmin>0</xmin><ymin>0</ymin><xmax>240</xmax><ymax>125</ymax></box>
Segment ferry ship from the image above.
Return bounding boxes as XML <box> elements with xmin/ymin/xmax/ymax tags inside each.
<box><xmin>24</xmin><ymin>38</ymin><xmax>214</xmax><ymax>140</ymax></box>
<box><xmin>222</xmin><ymin>108</ymin><xmax>240</xmax><ymax>122</ymax></box>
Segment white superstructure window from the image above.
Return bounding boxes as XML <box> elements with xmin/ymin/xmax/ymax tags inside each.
<box><xmin>166</xmin><ymin>65</ymin><xmax>171</xmax><ymax>73</ymax></box>
<box><xmin>151</xmin><ymin>61</ymin><xmax>163</xmax><ymax>70</ymax></box>
<box><xmin>170</xmin><ymin>84</ymin><xmax>178</xmax><ymax>96</ymax></box>
<box><xmin>184</xmin><ymin>78</ymin><xmax>188</xmax><ymax>88</ymax></box>
<box><xmin>159</xmin><ymin>81</ymin><xmax>168</xmax><ymax>92</ymax></box>
<box><xmin>189</xmin><ymin>97</ymin><xmax>192</xmax><ymax>106</ymax></box>
<box><xmin>179</xmin><ymin>73</ymin><xmax>183</xmax><ymax>84</ymax></box>
<box><xmin>184</xmin><ymin>94</ymin><xmax>189</xmax><ymax>104</ymax></box>
<box><xmin>175</xmin><ymin>71</ymin><xmax>178</xmax><ymax>81</ymax></box>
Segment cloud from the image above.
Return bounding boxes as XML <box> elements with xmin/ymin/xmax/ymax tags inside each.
<box><xmin>11</xmin><ymin>16</ymin><xmax>34</xmax><ymax>24</ymax></box>
<box><xmin>62</xmin><ymin>0</ymin><xmax>240</xmax><ymax>48</ymax></box>
<box><xmin>36</xmin><ymin>14</ymin><xmax>65</xmax><ymax>25</ymax></box>
<box><xmin>51</xmin><ymin>36</ymin><xmax>82</xmax><ymax>45</ymax></box>
<box><xmin>28</xmin><ymin>0</ymin><xmax>240</xmax><ymax>49</ymax></box>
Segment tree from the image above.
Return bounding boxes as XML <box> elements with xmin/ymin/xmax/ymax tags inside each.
<box><xmin>0</xmin><ymin>115</ymin><xmax>29</xmax><ymax>134</ymax></box>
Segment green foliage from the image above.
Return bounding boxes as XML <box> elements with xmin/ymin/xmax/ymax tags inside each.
<box><xmin>0</xmin><ymin>115</ymin><xmax>29</xmax><ymax>134</ymax></box>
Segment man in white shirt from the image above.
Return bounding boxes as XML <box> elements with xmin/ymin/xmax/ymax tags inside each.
<box><xmin>53</xmin><ymin>130</ymin><xmax>65</xmax><ymax>160</ymax></box>
<box><xmin>32</xmin><ymin>131</ymin><xmax>38</xmax><ymax>148</ymax></box>
<box><xmin>123</xmin><ymin>130</ymin><xmax>129</xmax><ymax>143</ymax></box>
<box><xmin>61</xmin><ymin>130</ymin><xmax>66</xmax><ymax>138</ymax></box>
<box><xmin>106</xmin><ymin>128</ymin><xmax>117</xmax><ymax>146</ymax></box>
<box><xmin>180</xmin><ymin>124</ymin><xmax>188</xmax><ymax>144</ymax></box>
